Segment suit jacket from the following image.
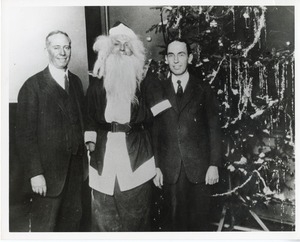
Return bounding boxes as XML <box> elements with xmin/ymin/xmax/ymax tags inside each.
<box><xmin>152</xmin><ymin>74</ymin><xmax>222</xmax><ymax>184</ymax></box>
<box><xmin>16</xmin><ymin>67</ymin><xmax>85</xmax><ymax>197</ymax></box>
<box><xmin>85</xmin><ymin>77</ymin><xmax>154</xmax><ymax>175</ymax></box>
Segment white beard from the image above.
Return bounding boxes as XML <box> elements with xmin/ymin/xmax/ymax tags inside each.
<box><xmin>104</xmin><ymin>53</ymin><xmax>142</xmax><ymax>104</ymax></box>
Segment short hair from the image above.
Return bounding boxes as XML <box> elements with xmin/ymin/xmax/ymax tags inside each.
<box><xmin>45</xmin><ymin>30</ymin><xmax>71</xmax><ymax>47</ymax></box>
<box><xmin>165</xmin><ymin>38</ymin><xmax>192</xmax><ymax>55</ymax></box>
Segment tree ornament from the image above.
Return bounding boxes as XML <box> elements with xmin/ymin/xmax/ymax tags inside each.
<box><xmin>243</xmin><ymin>7</ymin><xmax>250</xmax><ymax>29</ymax></box>
<box><xmin>198</xmin><ymin>6</ymin><xmax>203</xmax><ymax>14</ymax></box>
<box><xmin>205</xmin><ymin>12</ymin><xmax>210</xmax><ymax>22</ymax></box>
<box><xmin>218</xmin><ymin>38</ymin><xmax>223</xmax><ymax>46</ymax></box>
<box><xmin>210</xmin><ymin>19</ymin><xmax>218</xmax><ymax>28</ymax></box>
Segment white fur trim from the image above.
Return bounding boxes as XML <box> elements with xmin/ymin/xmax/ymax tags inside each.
<box><xmin>109</xmin><ymin>23</ymin><xmax>137</xmax><ymax>39</ymax></box>
<box><xmin>89</xmin><ymin>157</ymin><xmax>156</xmax><ymax>196</ymax></box>
<box><xmin>151</xmin><ymin>99</ymin><xmax>172</xmax><ymax>116</ymax></box>
<box><xmin>84</xmin><ymin>131</ymin><xmax>97</xmax><ymax>144</ymax></box>
<box><xmin>89</xmin><ymin>164</ymin><xmax>116</xmax><ymax>196</ymax></box>
<box><xmin>118</xmin><ymin>156</ymin><xmax>156</xmax><ymax>192</ymax></box>
<box><xmin>88</xmin><ymin>132</ymin><xmax>156</xmax><ymax>195</ymax></box>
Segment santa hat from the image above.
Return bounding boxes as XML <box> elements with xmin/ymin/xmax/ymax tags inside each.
<box><xmin>109</xmin><ymin>21</ymin><xmax>137</xmax><ymax>39</ymax></box>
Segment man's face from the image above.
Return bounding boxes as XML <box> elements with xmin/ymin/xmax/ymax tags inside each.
<box><xmin>46</xmin><ymin>33</ymin><xmax>71</xmax><ymax>69</ymax></box>
<box><xmin>165</xmin><ymin>41</ymin><xmax>193</xmax><ymax>76</ymax></box>
<box><xmin>111</xmin><ymin>35</ymin><xmax>133</xmax><ymax>56</ymax></box>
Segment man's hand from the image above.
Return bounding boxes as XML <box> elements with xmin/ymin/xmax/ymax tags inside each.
<box><xmin>153</xmin><ymin>168</ymin><xmax>163</xmax><ymax>189</ymax></box>
<box><xmin>31</xmin><ymin>174</ymin><xmax>47</xmax><ymax>196</ymax></box>
<box><xmin>205</xmin><ymin>166</ymin><xmax>219</xmax><ymax>185</ymax></box>
<box><xmin>86</xmin><ymin>142</ymin><xmax>95</xmax><ymax>152</ymax></box>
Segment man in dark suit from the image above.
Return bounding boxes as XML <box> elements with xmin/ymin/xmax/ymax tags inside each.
<box><xmin>151</xmin><ymin>39</ymin><xmax>222</xmax><ymax>231</ymax></box>
<box><xmin>16</xmin><ymin>30</ymin><xmax>85</xmax><ymax>232</ymax></box>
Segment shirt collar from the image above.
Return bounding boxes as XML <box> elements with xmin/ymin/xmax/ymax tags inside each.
<box><xmin>48</xmin><ymin>63</ymin><xmax>69</xmax><ymax>80</ymax></box>
<box><xmin>171</xmin><ymin>71</ymin><xmax>189</xmax><ymax>92</ymax></box>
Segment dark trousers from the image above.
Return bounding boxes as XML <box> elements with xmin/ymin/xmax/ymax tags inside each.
<box><xmin>30</xmin><ymin>155</ymin><xmax>83</xmax><ymax>232</ymax></box>
<box><xmin>91</xmin><ymin>180</ymin><xmax>151</xmax><ymax>232</ymax></box>
<box><xmin>163</xmin><ymin>163</ymin><xmax>211</xmax><ymax>231</ymax></box>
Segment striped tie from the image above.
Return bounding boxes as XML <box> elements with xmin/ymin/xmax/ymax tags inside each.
<box><xmin>64</xmin><ymin>74</ymin><xmax>69</xmax><ymax>94</ymax></box>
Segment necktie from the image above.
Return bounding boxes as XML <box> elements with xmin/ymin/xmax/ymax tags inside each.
<box><xmin>64</xmin><ymin>74</ymin><xmax>69</xmax><ymax>94</ymax></box>
<box><xmin>177</xmin><ymin>80</ymin><xmax>183</xmax><ymax>97</ymax></box>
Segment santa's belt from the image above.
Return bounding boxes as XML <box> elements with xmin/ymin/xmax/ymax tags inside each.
<box><xmin>98</xmin><ymin>122</ymin><xmax>145</xmax><ymax>133</ymax></box>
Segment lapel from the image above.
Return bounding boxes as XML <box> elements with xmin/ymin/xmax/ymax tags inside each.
<box><xmin>162</xmin><ymin>74</ymin><xmax>201</xmax><ymax>113</ymax></box>
<box><xmin>162</xmin><ymin>76</ymin><xmax>179</xmax><ymax>113</ymax></box>
<box><xmin>39</xmin><ymin>67</ymin><xmax>71</xmax><ymax>121</ymax></box>
<box><xmin>179</xmin><ymin>75</ymin><xmax>199</xmax><ymax>112</ymax></box>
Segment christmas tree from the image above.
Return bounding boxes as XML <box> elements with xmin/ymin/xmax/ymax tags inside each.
<box><xmin>147</xmin><ymin>6</ymin><xmax>295</xmax><ymax>231</ymax></box>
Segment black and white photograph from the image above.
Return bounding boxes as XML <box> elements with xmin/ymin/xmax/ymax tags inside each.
<box><xmin>1</xmin><ymin>0</ymin><xmax>299</xmax><ymax>240</ymax></box>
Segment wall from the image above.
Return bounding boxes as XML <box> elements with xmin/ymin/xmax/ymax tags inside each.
<box><xmin>8</xmin><ymin>6</ymin><xmax>89</xmax><ymax>102</ymax></box>
<box><xmin>108</xmin><ymin>6</ymin><xmax>165</xmax><ymax>61</ymax></box>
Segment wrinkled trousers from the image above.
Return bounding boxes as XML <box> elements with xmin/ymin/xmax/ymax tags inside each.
<box><xmin>163</xmin><ymin>163</ymin><xmax>211</xmax><ymax>231</ymax></box>
<box><xmin>30</xmin><ymin>154</ymin><xmax>83</xmax><ymax>232</ymax></box>
<box><xmin>91</xmin><ymin>180</ymin><xmax>151</xmax><ymax>232</ymax></box>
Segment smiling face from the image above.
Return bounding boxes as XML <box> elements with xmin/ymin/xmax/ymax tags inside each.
<box><xmin>165</xmin><ymin>40</ymin><xmax>193</xmax><ymax>77</ymax></box>
<box><xmin>111</xmin><ymin>35</ymin><xmax>133</xmax><ymax>56</ymax></box>
<box><xmin>46</xmin><ymin>33</ymin><xmax>71</xmax><ymax>69</ymax></box>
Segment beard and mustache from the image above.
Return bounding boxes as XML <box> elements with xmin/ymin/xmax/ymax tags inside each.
<box><xmin>103</xmin><ymin>53</ymin><xmax>142</xmax><ymax>104</ymax></box>
<box><xmin>92</xmin><ymin>35</ymin><xmax>145</xmax><ymax>105</ymax></box>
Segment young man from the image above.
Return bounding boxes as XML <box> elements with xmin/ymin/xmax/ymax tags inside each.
<box><xmin>152</xmin><ymin>39</ymin><xmax>222</xmax><ymax>231</ymax></box>
<box><xmin>16</xmin><ymin>30</ymin><xmax>85</xmax><ymax>231</ymax></box>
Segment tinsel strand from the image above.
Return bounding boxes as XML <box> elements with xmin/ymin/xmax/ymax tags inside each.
<box><xmin>212</xmin><ymin>169</ymin><xmax>264</xmax><ymax>197</ymax></box>
<box><xmin>280</xmin><ymin>62</ymin><xmax>286</xmax><ymax>101</ymax></box>
<box><xmin>209</xmin><ymin>56</ymin><xmax>226</xmax><ymax>84</ymax></box>
<box><xmin>242</xmin><ymin>6</ymin><xmax>267</xmax><ymax>57</ymax></box>
<box><xmin>231</xmin><ymin>7</ymin><xmax>235</xmax><ymax>32</ymax></box>
<box><xmin>274</xmin><ymin>62</ymin><xmax>280</xmax><ymax>99</ymax></box>
<box><xmin>237</xmin><ymin>60</ymin><xmax>242</xmax><ymax>114</ymax></box>
<box><xmin>291</xmin><ymin>60</ymin><xmax>295</xmax><ymax>142</ymax></box>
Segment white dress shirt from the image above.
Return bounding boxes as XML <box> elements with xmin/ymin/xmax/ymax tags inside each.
<box><xmin>48</xmin><ymin>64</ymin><xmax>69</xmax><ymax>90</ymax></box>
<box><xmin>171</xmin><ymin>71</ymin><xmax>189</xmax><ymax>93</ymax></box>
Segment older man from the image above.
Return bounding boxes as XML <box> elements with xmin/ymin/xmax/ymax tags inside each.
<box><xmin>85</xmin><ymin>22</ymin><xmax>156</xmax><ymax>231</ymax></box>
<box><xmin>16</xmin><ymin>30</ymin><xmax>85</xmax><ymax>231</ymax></box>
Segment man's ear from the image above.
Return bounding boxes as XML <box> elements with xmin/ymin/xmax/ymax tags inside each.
<box><xmin>188</xmin><ymin>53</ymin><xmax>193</xmax><ymax>64</ymax></box>
<box><xmin>165</xmin><ymin>55</ymin><xmax>169</xmax><ymax>64</ymax></box>
<box><xmin>44</xmin><ymin>47</ymin><xmax>49</xmax><ymax>58</ymax></box>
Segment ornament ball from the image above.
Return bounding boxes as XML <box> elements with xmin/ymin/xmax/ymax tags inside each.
<box><xmin>146</xmin><ymin>36</ymin><xmax>152</xmax><ymax>42</ymax></box>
